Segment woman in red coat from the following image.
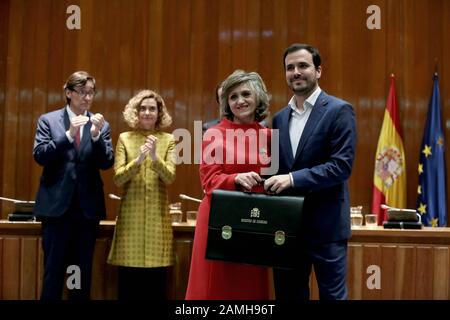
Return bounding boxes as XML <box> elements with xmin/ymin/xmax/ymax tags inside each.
<box><xmin>186</xmin><ymin>70</ymin><xmax>272</xmax><ymax>299</ymax></box>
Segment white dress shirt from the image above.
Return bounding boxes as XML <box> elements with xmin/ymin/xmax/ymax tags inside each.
<box><xmin>288</xmin><ymin>86</ymin><xmax>322</xmax><ymax>156</ymax></box>
<box><xmin>287</xmin><ymin>86</ymin><xmax>322</xmax><ymax>186</ymax></box>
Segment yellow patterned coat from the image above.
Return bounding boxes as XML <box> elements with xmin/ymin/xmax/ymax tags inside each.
<box><xmin>107</xmin><ymin>130</ymin><xmax>176</xmax><ymax>267</ymax></box>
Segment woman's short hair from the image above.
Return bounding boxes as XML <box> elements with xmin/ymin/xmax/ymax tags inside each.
<box><xmin>219</xmin><ymin>70</ymin><xmax>270</xmax><ymax>122</ymax></box>
<box><xmin>123</xmin><ymin>90</ymin><xmax>172</xmax><ymax>130</ymax></box>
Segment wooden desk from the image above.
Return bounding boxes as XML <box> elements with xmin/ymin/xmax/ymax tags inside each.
<box><xmin>0</xmin><ymin>221</ymin><xmax>449</xmax><ymax>300</ymax></box>
<box><xmin>0</xmin><ymin>220</ymin><xmax>195</xmax><ymax>300</ymax></box>
<box><xmin>345</xmin><ymin>226</ymin><xmax>450</xmax><ymax>300</ymax></box>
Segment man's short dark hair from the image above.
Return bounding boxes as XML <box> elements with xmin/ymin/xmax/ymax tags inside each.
<box><xmin>283</xmin><ymin>44</ymin><xmax>321</xmax><ymax>69</ymax></box>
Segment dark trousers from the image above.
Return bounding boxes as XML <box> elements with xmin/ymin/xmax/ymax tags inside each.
<box><xmin>118</xmin><ymin>266</ymin><xmax>168</xmax><ymax>300</ymax></box>
<box><xmin>40</xmin><ymin>202</ymin><xmax>99</xmax><ymax>300</ymax></box>
<box><xmin>273</xmin><ymin>240</ymin><xmax>348</xmax><ymax>300</ymax></box>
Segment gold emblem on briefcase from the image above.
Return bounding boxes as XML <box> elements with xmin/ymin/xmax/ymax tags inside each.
<box><xmin>221</xmin><ymin>225</ymin><xmax>232</xmax><ymax>240</ymax></box>
<box><xmin>250</xmin><ymin>207</ymin><xmax>260</xmax><ymax>218</ymax></box>
<box><xmin>274</xmin><ymin>231</ymin><xmax>285</xmax><ymax>245</ymax></box>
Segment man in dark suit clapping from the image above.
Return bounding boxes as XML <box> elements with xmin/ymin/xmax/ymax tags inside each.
<box><xmin>33</xmin><ymin>71</ymin><xmax>114</xmax><ymax>300</ymax></box>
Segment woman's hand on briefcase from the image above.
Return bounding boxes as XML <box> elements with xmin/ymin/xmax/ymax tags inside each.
<box><xmin>234</xmin><ymin>171</ymin><xmax>263</xmax><ymax>192</ymax></box>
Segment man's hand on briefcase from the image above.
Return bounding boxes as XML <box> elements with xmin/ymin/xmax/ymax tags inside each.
<box><xmin>234</xmin><ymin>171</ymin><xmax>263</xmax><ymax>192</ymax></box>
<box><xmin>264</xmin><ymin>174</ymin><xmax>292</xmax><ymax>194</ymax></box>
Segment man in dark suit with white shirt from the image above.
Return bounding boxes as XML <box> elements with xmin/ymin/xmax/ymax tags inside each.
<box><xmin>33</xmin><ymin>71</ymin><xmax>114</xmax><ymax>300</ymax></box>
<box><xmin>264</xmin><ymin>44</ymin><xmax>357</xmax><ymax>300</ymax></box>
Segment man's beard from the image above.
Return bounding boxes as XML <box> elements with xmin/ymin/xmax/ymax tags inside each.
<box><xmin>292</xmin><ymin>81</ymin><xmax>315</xmax><ymax>96</ymax></box>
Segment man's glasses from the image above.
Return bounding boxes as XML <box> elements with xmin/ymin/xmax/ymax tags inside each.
<box><xmin>72</xmin><ymin>88</ymin><xmax>97</xmax><ymax>98</ymax></box>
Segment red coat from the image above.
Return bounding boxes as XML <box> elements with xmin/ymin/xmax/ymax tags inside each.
<box><xmin>186</xmin><ymin>119</ymin><xmax>271</xmax><ymax>300</ymax></box>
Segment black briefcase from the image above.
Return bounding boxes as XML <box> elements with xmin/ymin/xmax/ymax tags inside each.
<box><xmin>206</xmin><ymin>189</ymin><xmax>304</xmax><ymax>269</ymax></box>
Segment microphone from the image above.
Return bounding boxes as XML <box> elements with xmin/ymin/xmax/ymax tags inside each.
<box><xmin>0</xmin><ymin>196</ymin><xmax>35</xmax><ymax>204</ymax></box>
<box><xmin>108</xmin><ymin>194</ymin><xmax>122</xmax><ymax>200</ymax></box>
<box><xmin>381</xmin><ymin>204</ymin><xmax>416</xmax><ymax>212</ymax></box>
<box><xmin>179</xmin><ymin>194</ymin><xmax>202</xmax><ymax>203</ymax></box>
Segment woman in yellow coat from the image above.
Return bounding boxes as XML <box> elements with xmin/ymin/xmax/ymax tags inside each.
<box><xmin>107</xmin><ymin>90</ymin><xmax>176</xmax><ymax>300</ymax></box>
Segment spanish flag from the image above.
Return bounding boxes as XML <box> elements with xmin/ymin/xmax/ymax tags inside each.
<box><xmin>371</xmin><ymin>75</ymin><xmax>407</xmax><ymax>225</ymax></box>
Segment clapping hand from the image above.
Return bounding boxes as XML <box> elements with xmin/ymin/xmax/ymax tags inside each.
<box><xmin>145</xmin><ymin>135</ymin><xmax>157</xmax><ymax>161</ymax></box>
<box><xmin>136</xmin><ymin>135</ymin><xmax>158</xmax><ymax>164</ymax></box>
<box><xmin>90</xmin><ymin>113</ymin><xmax>105</xmax><ymax>138</ymax></box>
<box><xmin>69</xmin><ymin>115</ymin><xmax>89</xmax><ymax>138</ymax></box>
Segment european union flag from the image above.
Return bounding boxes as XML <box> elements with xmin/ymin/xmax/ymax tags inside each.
<box><xmin>416</xmin><ymin>74</ymin><xmax>447</xmax><ymax>227</ymax></box>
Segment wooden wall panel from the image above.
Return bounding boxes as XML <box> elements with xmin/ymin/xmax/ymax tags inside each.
<box><xmin>37</xmin><ymin>241</ymin><xmax>43</xmax><ymax>299</ymax></box>
<box><xmin>415</xmin><ymin>246</ymin><xmax>434</xmax><ymax>299</ymax></box>
<box><xmin>29</xmin><ymin>0</ymin><xmax>51</xmax><ymax>202</ymax></box>
<box><xmin>169</xmin><ymin>0</ymin><xmax>194</xmax><ymax>214</ymax></box>
<box><xmin>20</xmin><ymin>238</ymin><xmax>39</xmax><ymax>299</ymax></box>
<box><xmin>1</xmin><ymin>0</ymin><xmax>23</xmax><ymax>217</ymax></box>
<box><xmin>98</xmin><ymin>0</ymin><xmax>122</xmax><ymax>219</ymax></box>
<box><xmin>0</xmin><ymin>237</ymin><xmax>40</xmax><ymax>300</ymax></box>
<box><xmin>1</xmin><ymin>238</ymin><xmax>21</xmax><ymax>299</ymax></box>
<box><xmin>348</xmin><ymin>244</ymin><xmax>363</xmax><ymax>299</ymax></box>
<box><xmin>380</xmin><ymin>245</ymin><xmax>396</xmax><ymax>299</ymax></box>
<box><xmin>396</xmin><ymin>246</ymin><xmax>416</xmax><ymax>299</ymax></box>
<box><xmin>433</xmin><ymin>247</ymin><xmax>449</xmax><ymax>299</ymax></box>
<box><xmin>198</xmin><ymin>0</ymin><xmax>220</xmax><ymax>124</ymax></box>
<box><xmin>169</xmin><ymin>234</ymin><xmax>194</xmax><ymax>299</ymax></box>
<box><xmin>361</xmin><ymin>245</ymin><xmax>382</xmax><ymax>299</ymax></box>
<box><xmin>0</xmin><ymin>0</ymin><xmax>450</xmax><ymax>225</ymax></box>
<box><xmin>91</xmin><ymin>238</ymin><xmax>111</xmax><ymax>299</ymax></box>
<box><xmin>16</xmin><ymin>1</ymin><xmax>37</xmax><ymax>204</ymax></box>
<box><xmin>0</xmin><ymin>238</ymin><xmax>3</xmax><ymax>299</ymax></box>
<box><xmin>0</xmin><ymin>0</ymin><xmax>9</xmax><ymax>216</ymax></box>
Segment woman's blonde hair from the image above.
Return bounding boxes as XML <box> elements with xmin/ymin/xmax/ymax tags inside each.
<box><xmin>220</xmin><ymin>70</ymin><xmax>270</xmax><ymax>122</ymax></box>
<box><xmin>123</xmin><ymin>90</ymin><xmax>172</xmax><ymax>130</ymax></box>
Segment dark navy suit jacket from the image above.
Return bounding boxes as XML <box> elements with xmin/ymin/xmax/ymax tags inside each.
<box><xmin>273</xmin><ymin>91</ymin><xmax>356</xmax><ymax>243</ymax></box>
<box><xmin>33</xmin><ymin>107</ymin><xmax>114</xmax><ymax>220</ymax></box>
